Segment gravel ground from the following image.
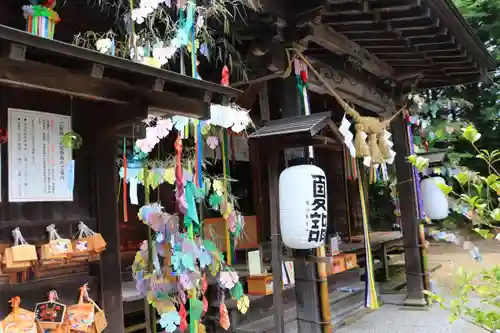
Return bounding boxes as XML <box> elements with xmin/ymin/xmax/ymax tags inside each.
<box><xmin>337</xmin><ymin>236</ymin><xmax>500</xmax><ymax>333</ymax></box>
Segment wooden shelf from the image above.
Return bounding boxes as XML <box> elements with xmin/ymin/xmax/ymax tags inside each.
<box><xmin>0</xmin><ymin>272</ymin><xmax>99</xmax><ymax>315</ymax></box>
<box><xmin>1</xmin><ymin>272</ymin><xmax>97</xmax><ymax>293</ymax></box>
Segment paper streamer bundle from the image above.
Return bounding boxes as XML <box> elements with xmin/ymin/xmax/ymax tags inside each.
<box><xmin>22</xmin><ymin>4</ymin><xmax>60</xmax><ymax>39</ymax></box>
<box><xmin>294</xmin><ymin>58</ymin><xmax>311</xmax><ymax>116</ymax></box>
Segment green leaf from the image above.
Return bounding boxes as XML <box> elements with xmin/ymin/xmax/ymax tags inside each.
<box><xmin>461</xmin><ymin>125</ymin><xmax>481</xmax><ymax>143</ymax></box>
<box><xmin>490</xmin><ymin>181</ymin><xmax>500</xmax><ymax>193</ymax></box>
<box><xmin>408</xmin><ymin>155</ymin><xmax>417</xmax><ymax>165</ymax></box>
<box><xmin>473</xmin><ymin>183</ymin><xmax>483</xmax><ymax>195</ymax></box>
<box><xmin>486</xmin><ymin>174</ymin><xmax>499</xmax><ymax>186</ymax></box>
<box><xmin>408</xmin><ymin>155</ymin><xmax>430</xmax><ymax>172</ymax></box>
<box><xmin>473</xmin><ymin>228</ymin><xmax>493</xmax><ymax>239</ymax></box>
<box><xmin>437</xmin><ymin>183</ymin><xmax>452</xmax><ymax>195</ymax></box>
<box><xmin>429</xmin><ymin>103</ymin><xmax>439</xmax><ymax>117</ymax></box>
<box><xmin>454</xmin><ymin>171</ymin><xmax>470</xmax><ymax>185</ymax></box>
<box><xmin>490</xmin><ymin>208</ymin><xmax>500</xmax><ymax>222</ymax></box>
<box><xmin>460</xmin><ymin>194</ymin><xmax>479</xmax><ymax>207</ymax></box>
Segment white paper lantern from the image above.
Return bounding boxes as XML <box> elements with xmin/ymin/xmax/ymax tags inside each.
<box><xmin>421</xmin><ymin>176</ymin><xmax>449</xmax><ymax>220</ymax></box>
<box><xmin>279</xmin><ymin>165</ymin><xmax>328</xmax><ymax>249</ymax></box>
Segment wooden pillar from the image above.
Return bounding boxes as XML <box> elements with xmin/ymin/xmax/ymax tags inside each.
<box><xmin>267</xmin><ymin>150</ymin><xmax>285</xmax><ymax>333</ymax></box>
<box><xmin>249</xmin><ymin>140</ymin><xmax>269</xmax><ymax>243</ymax></box>
<box><xmin>280</xmin><ymin>69</ymin><xmax>322</xmax><ymax>333</ymax></box>
<box><xmin>391</xmin><ymin>113</ymin><xmax>426</xmax><ymax>306</ymax></box>
<box><xmin>93</xmin><ymin>133</ymin><xmax>124</xmax><ymax>331</ymax></box>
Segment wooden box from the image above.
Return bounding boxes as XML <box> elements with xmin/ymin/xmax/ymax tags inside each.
<box><xmin>247</xmin><ymin>274</ymin><xmax>274</xmax><ymax>296</ymax></box>
<box><xmin>344</xmin><ymin>253</ymin><xmax>358</xmax><ymax>270</ymax></box>
<box><xmin>203</xmin><ymin>215</ymin><xmax>259</xmax><ymax>251</ymax></box>
<box><xmin>332</xmin><ymin>255</ymin><xmax>346</xmax><ymax>274</ymax></box>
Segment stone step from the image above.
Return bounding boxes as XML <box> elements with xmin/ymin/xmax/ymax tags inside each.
<box><xmin>234</xmin><ymin>307</ymin><xmax>297</xmax><ymax>333</ymax></box>
<box><xmin>233</xmin><ymin>281</ymin><xmax>369</xmax><ymax>333</ymax></box>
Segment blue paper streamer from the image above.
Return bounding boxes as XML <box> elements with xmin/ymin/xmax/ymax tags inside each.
<box><xmin>67</xmin><ymin>160</ymin><xmax>75</xmax><ymax>192</ymax></box>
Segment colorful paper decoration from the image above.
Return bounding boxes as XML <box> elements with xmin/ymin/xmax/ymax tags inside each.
<box><xmin>23</xmin><ymin>3</ymin><xmax>60</xmax><ymax>39</ymax></box>
<box><xmin>126</xmin><ymin>109</ymin><xmax>251</xmax><ymax>333</ymax></box>
<box><xmin>221</xmin><ymin>66</ymin><xmax>230</xmax><ymax>86</ymax></box>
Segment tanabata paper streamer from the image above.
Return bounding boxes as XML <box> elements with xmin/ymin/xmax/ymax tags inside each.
<box><xmin>160</xmin><ymin>311</ymin><xmax>180</xmax><ymax>333</ymax></box>
<box><xmin>67</xmin><ymin>160</ymin><xmax>75</xmax><ymax>192</ymax></box>
<box><xmin>22</xmin><ymin>5</ymin><xmax>60</xmax><ymax>21</ymax></box>
<box><xmin>129</xmin><ymin>178</ymin><xmax>139</xmax><ymax>205</ymax></box>
<box><xmin>219</xmin><ymin>303</ymin><xmax>230</xmax><ymax>330</ymax></box>
<box><xmin>129</xmin><ymin>109</ymin><xmax>252</xmax><ymax>333</ymax></box>
<box><xmin>358</xmin><ymin>161</ymin><xmax>379</xmax><ymax>310</ymax></box>
<box><xmin>221</xmin><ymin>66</ymin><xmax>230</xmax><ymax>86</ymax></box>
<box><xmin>23</xmin><ymin>5</ymin><xmax>60</xmax><ymax>39</ymax></box>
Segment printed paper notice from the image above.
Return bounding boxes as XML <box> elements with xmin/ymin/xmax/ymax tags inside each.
<box><xmin>8</xmin><ymin>108</ymin><xmax>73</xmax><ymax>202</ymax></box>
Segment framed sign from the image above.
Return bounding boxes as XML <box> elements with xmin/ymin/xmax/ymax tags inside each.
<box><xmin>8</xmin><ymin>108</ymin><xmax>73</xmax><ymax>202</ymax></box>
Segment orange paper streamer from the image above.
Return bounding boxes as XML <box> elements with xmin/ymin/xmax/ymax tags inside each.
<box><xmin>219</xmin><ymin>303</ymin><xmax>230</xmax><ymax>330</ymax></box>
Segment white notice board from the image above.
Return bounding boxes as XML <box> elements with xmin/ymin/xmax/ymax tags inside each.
<box><xmin>8</xmin><ymin>108</ymin><xmax>73</xmax><ymax>202</ymax></box>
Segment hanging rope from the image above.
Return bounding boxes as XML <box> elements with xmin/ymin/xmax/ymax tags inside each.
<box><xmin>283</xmin><ymin>46</ymin><xmax>406</xmax><ymax>161</ymax></box>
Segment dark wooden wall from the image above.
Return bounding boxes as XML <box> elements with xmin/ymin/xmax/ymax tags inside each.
<box><xmin>0</xmin><ymin>87</ymin><xmax>102</xmax><ymax>314</ymax></box>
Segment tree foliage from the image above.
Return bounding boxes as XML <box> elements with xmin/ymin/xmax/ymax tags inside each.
<box><xmin>439</xmin><ymin>0</ymin><xmax>500</xmax><ymax>174</ymax></box>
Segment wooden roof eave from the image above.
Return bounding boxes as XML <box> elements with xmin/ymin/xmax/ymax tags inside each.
<box><xmin>0</xmin><ymin>25</ymin><xmax>242</xmax><ymax>124</ymax></box>
<box><xmin>429</xmin><ymin>0</ymin><xmax>496</xmax><ymax>70</ymax></box>
<box><xmin>244</xmin><ymin>0</ymin><xmax>495</xmax><ymax>89</ymax></box>
<box><xmin>248</xmin><ymin>112</ymin><xmax>344</xmax><ymax>152</ymax></box>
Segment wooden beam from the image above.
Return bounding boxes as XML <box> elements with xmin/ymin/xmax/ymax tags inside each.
<box><xmin>0</xmin><ymin>57</ymin><xmax>208</xmax><ymax>118</ymax></box>
<box><xmin>303</xmin><ymin>23</ymin><xmax>396</xmax><ymax>79</ymax></box>
<box><xmin>96</xmin><ymin>98</ymin><xmax>149</xmax><ymax>134</ymax></box>
<box><xmin>0</xmin><ymin>25</ymin><xmax>241</xmax><ymax>98</ymax></box>
<box><xmin>306</xmin><ymin>60</ymin><xmax>396</xmax><ymax>114</ymax></box>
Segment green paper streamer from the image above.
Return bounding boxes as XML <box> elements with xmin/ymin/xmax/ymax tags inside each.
<box><xmin>230</xmin><ymin>282</ymin><xmax>244</xmax><ymax>300</ymax></box>
<box><xmin>222</xmin><ymin>129</ymin><xmax>236</xmax><ymax>265</ymax></box>
<box><xmin>190</xmin><ymin>298</ymin><xmax>204</xmax><ymax>321</ymax></box>
<box><xmin>184</xmin><ymin>181</ymin><xmax>200</xmax><ymax>234</ymax></box>
<box><xmin>143</xmin><ymin>167</ymin><xmax>157</xmax><ymax>333</ymax></box>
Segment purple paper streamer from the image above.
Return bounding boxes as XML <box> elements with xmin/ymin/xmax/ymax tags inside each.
<box><xmin>407</xmin><ymin>124</ymin><xmax>425</xmax><ymax>219</ymax></box>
